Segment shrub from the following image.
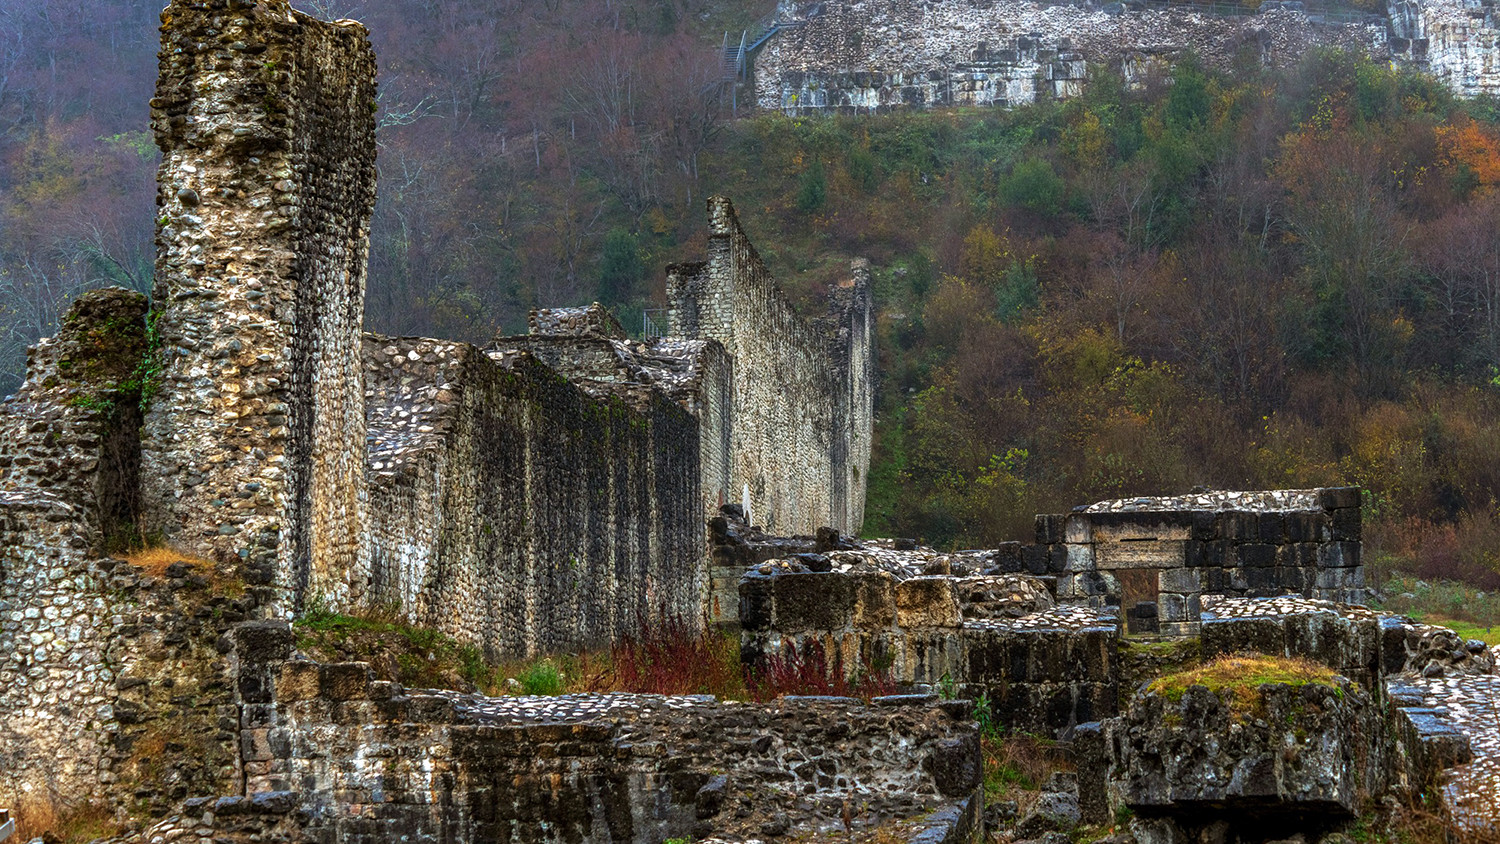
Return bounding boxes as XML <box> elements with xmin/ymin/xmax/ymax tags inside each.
<box><xmin>610</xmin><ymin>616</ymin><xmax>745</xmax><ymax>698</ymax></box>
<box><xmin>519</xmin><ymin>660</ymin><xmax>563</xmax><ymax>696</ymax></box>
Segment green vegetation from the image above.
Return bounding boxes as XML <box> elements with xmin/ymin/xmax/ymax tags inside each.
<box><xmin>295</xmin><ymin>602</ymin><xmax>502</xmax><ymax>694</ymax></box>
<box><xmin>1147</xmin><ymin>654</ymin><xmax>1340</xmax><ymax>709</ymax></box>
<box><xmin>518</xmin><ymin>660</ymin><xmax>564</xmax><ymax>695</ymax></box>
<box><xmin>1373</xmin><ymin>572</ymin><xmax>1500</xmax><ymax>644</ymax></box>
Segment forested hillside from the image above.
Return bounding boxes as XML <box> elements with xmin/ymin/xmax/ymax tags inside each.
<box><xmin>6</xmin><ymin>0</ymin><xmax>1500</xmax><ymax>587</ymax></box>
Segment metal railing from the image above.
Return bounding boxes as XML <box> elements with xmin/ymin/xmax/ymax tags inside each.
<box><xmin>1</xmin><ymin>808</ymin><xmax>15</xmax><ymax>844</ymax></box>
<box><xmin>643</xmin><ymin>309</ymin><xmax>669</xmax><ymax>340</ymax></box>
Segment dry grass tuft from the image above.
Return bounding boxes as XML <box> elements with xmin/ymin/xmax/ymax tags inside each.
<box><xmin>12</xmin><ymin>795</ymin><xmax>118</xmax><ymax>844</ymax></box>
<box><xmin>118</xmin><ymin>545</ymin><xmax>216</xmax><ymax>578</ymax></box>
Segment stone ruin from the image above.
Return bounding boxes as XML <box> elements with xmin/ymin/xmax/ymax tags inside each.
<box><xmin>0</xmin><ymin>0</ymin><xmax>879</xmax><ymax>827</ymax></box>
<box><xmin>0</xmin><ymin>0</ymin><xmax>1497</xmax><ymax>841</ymax></box>
<box><xmin>756</xmin><ymin>0</ymin><xmax>1500</xmax><ymax>113</ymax></box>
<box><xmin>729</xmin><ymin>487</ymin><xmax>1500</xmax><ymax>837</ymax></box>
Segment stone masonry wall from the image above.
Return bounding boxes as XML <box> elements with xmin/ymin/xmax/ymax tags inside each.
<box><xmin>1032</xmin><ymin>487</ymin><xmax>1365</xmax><ymax>636</ymax></box>
<box><xmin>0</xmin><ymin>288</ymin><xmax>149</xmax><ymax>547</ymax></box>
<box><xmin>219</xmin><ymin>620</ymin><xmax>982</xmax><ymax>844</ymax></box>
<box><xmin>364</xmin><ymin>336</ymin><xmax>704</xmax><ymax>659</ymax></box>
<box><xmin>740</xmin><ymin>566</ymin><xmax>1119</xmax><ymax>736</ymax></box>
<box><xmin>143</xmin><ymin>0</ymin><xmax>376</xmax><ymax>609</ymax></box>
<box><xmin>758</xmin><ymin>0</ymin><xmax>1394</xmax><ymax>112</ymax></box>
<box><xmin>667</xmin><ymin>196</ymin><xmax>874</xmax><ymax>535</ymax></box>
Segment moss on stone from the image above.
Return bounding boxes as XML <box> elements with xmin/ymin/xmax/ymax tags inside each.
<box><xmin>1148</xmin><ymin>654</ymin><xmax>1340</xmax><ymax>710</ymax></box>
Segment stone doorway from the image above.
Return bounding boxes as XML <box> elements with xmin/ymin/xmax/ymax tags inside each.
<box><xmin>1118</xmin><ymin>568</ymin><xmax>1160</xmax><ymax>634</ymax></box>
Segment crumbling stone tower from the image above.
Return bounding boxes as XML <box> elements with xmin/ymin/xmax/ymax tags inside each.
<box><xmin>142</xmin><ymin>0</ymin><xmax>376</xmax><ymax>607</ymax></box>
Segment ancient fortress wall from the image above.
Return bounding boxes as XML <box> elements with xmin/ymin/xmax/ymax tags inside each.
<box><xmin>142</xmin><ymin>0</ymin><xmax>376</xmax><ymax>608</ymax></box>
<box><xmin>364</xmin><ymin>336</ymin><xmax>704</xmax><ymax>659</ymax></box>
<box><xmin>667</xmin><ymin>198</ymin><xmax>875</xmax><ymax>536</ymax></box>
<box><xmin>757</xmin><ymin>0</ymin><xmax>1500</xmax><ymax>112</ymax></box>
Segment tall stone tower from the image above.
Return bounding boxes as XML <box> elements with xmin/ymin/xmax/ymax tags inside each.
<box><xmin>142</xmin><ymin>0</ymin><xmax>376</xmax><ymax>608</ymax></box>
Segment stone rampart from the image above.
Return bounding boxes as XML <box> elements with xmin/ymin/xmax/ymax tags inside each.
<box><xmin>667</xmin><ymin>197</ymin><xmax>874</xmax><ymax>535</ymax></box>
<box><xmin>493</xmin><ymin>311</ymin><xmax>735</xmax><ymax>530</ymax></box>
<box><xmin>756</xmin><ymin>0</ymin><xmax>1500</xmax><ymax>112</ymax></box>
<box><xmin>143</xmin><ymin>0</ymin><xmax>376</xmax><ymax>608</ymax></box>
<box><xmin>363</xmin><ymin>336</ymin><xmax>704</xmax><ymax>659</ymax></box>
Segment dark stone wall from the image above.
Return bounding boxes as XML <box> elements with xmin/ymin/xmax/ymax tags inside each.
<box><xmin>203</xmin><ymin>620</ymin><xmax>984</xmax><ymax>844</ymax></box>
<box><xmin>143</xmin><ymin>0</ymin><xmax>376</xmax><ymax>608</ymax></box>
<box><xmin>364</xmin><ymin>336</ymin><xmax>705</xmax><ymax>659</ymax></box>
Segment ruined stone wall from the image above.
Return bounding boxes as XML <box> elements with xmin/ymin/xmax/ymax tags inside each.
<box><xmin>143</xmin><ymin>0</ymin><xmax>376</xmax><ymax>608</ymax></box>
<box><xmin>757</xmin><ymin>0</ymin><xmax>1395</xmax><ymax>112</ymax></box>
<box><xmin>0</xmin><ymin>289</ymin><xmax>149</xmax><ymax>546</ymax></box>
<box><xmin>740</xmin><ymin>567</ymin><xmax>1118</xmax><ymax>736</ymax></box>
<box><xmin>1033</xmin><ymin>487</ymin><xmax>1365</xmax><ymax>635</ymax></box>
<box><xmin>0</xmin><ymin>495</ymin><xmax>255</xmax><ymax>815</ymax></box>
<box><xmin>667</xmin><ymin>197</ymin><xmax>874</xmax><ymax>535</ymax></box>
<box><xmin>1390</xmin><ymin>0</ymin><xmax>1500</xmax><ymax>100</ymax></box>
<box><xmin>363</xmin><ymin>336</ymin><xmax>704</xmax><ymax>659</ymax></box>
<box><xmin>215</xmin><ymin>620</ymin><xmax>981</xmax><ymax>844</ymax></box>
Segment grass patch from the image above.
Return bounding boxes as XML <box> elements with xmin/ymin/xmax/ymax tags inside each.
<box><xmin>1147</xmin><ymin>654</ymin><xmax>1340</xmax><ymax>709</ymax></box>
<box><xmin>295</xmin><ymin>603</ymin><xmax>503</xmax><ymax>694</ymax></box>
<box><xmin>1374</xmin><ymin>573</ymin><xmax>1500</xmax><ymax>645</ymax></box>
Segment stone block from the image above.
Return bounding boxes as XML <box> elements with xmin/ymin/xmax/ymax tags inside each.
<box><xmin>1035</xmin><ymin>513</ymin><xmax>1065</xmax><ymax>545</ymax></box>
<box><xmin>275</xmin><ymin>661</ymin><xmax>321</xmax><ymax>702</ymax></box>
<box><xmin>896</xmin><ymin>577</ymin><xmax>961</xmax><ymax>629</ymax></box>
<box><xmin>1064</xmin><ymin>543</ymin><xmax>1093</xmax><ymax>573</ymax></box>
<box><xmin>774</xmin><ymin>573</ymin><xmax>856</xmax><ymax>632</ymax></box>
<box><xmin>1064</xmin><ymin>514</ymin><xmax>1092</xmax><ymax>543</ymax></box>
<box><xmin>1331</xmin><ymin>507</ymin><xmax>1362</xmax><ymax>541</ymax></box>
<box><xmin>1202</xmin><ymin>617</ymin><xmax>1286</xmax><ymax>659</ymax></box>
<box><xmin>851</xmin><ymin>572</ymin><xmax>896</xmax><ymax>628</ymax></box>
<box><xmin>923</xmin><ymin>733</ymin><xmax>981</xmax><ymax>797</ymax></box>
<box><xmin>319</xmin><ymin>662</ymin><xmax>372</xmax><ymax>701</ymax></box>
<box><xmin>231</xmin><ymin>620</ymin><xmax>294</xmax><ymax>667</ymax></box>
<box><xmin>1285</xmin><ymin>513</ymin><xmax>1320</xmax><ymax>543</ymax></box>
<box><xmin>1257</xmin><ymin>513</ymin><xmax>1285</xmax><ymax>543</ymax></box>
<box><xmin>1023</xmin><ymin>545</ymin><xmax>1051</xmax><ymax>575</ymax></box>
<box><xmin>1190</xmin><ymin>511</ymin><xmax>1219</xmax><ymax>541</ymax></box>
<box><xmin>1238</xmin><ymin>543</ymin><xmax>1276</xmax><ymax>568</ymax></box>
<box><xmin>1158</xmin><ymin>593</ymin><xmax>1187</xmax><ymax>622</ymax></box>
<box><xmin>1158</xmin><ymin>567</ymin><xmax>1200</xmax><ymax>594</ymax></box>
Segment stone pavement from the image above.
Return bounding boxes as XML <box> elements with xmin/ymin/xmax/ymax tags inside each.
<box><xmin>1407</xmin><ymin>673</ymin><xmax>1500</xmax><ymax>831</ymax></box>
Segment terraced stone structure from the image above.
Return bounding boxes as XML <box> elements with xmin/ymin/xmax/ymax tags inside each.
<box><xmin>143</xmin><ymin>0</ymin><xmax>377</xmax><ymax>608</ymax></box>
<box><xmin>756</xmin><ymin>0</ymin><xmax>1500</xmax><ymax>113</ymax></box>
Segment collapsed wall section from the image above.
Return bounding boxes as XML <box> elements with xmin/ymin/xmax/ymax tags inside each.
<box><xmin>143</xmin><ymin>0</ymin><xmax>376</xmax><ymax>608</ymax></box>
<box><xmin>758</xmin><ymin>0</ymin><xmax>1393</xmax><ymax>112</ymax></box>
<box><xmin>203</xmin><ymin>620</ymin><xmax>982</xmax><ymax>844</ymax></box>
<box><xmin>667</xmin><ymin>197</ymin><xmax>874</xmax><ymax>535</ymax></box>
<box><xmin>364</xmin><ymin>336</ymin><xmax>704</xmax><ymax>659</ymax></box>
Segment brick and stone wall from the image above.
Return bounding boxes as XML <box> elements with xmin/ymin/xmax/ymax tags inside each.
<box><xmin>667</xmin><ymin>197</ymin><xmax>874</xmax><ymax>535</ymax></box>
<box><xmin>129</xmin><ymin>620</ymin><xmax>984</xmax><ymax>844</ymax></box>
<box><xmin>1032</xmin><ymin>488</ymin><xmax>1365</xmax><ymax>636</ymax></box>
<box><xmin>364</xmin><ymin>336</ymin><xmax>704</xmax><ymax>659</ymax></box>
<box><xmin>758</xmin><ymin>0</ymin><xmax>1397</xmax><ymax>113</ymax></box>
<box><xmin>143</xmin><ymin>0</ymin><xmax>377</xmax><ymax>609</ymax></box>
